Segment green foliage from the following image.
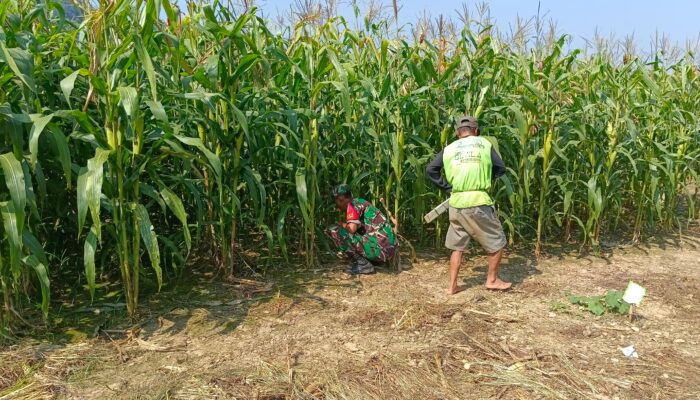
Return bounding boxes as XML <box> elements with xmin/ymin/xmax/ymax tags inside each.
<box><xmin>549</xmin><ymin>301</ymin><xmax>571</xmax><ymax>314</ymax></box>
<box><xmin>569</xmin><ymin>290</ymin><xmax>631</xmax><ymax>316</ymax></box>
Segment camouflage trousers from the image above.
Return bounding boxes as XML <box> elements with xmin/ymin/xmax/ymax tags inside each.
<box><xmin>326</xmin><ymin>224</ymin><xmax>397</xmax><ymax>263</ymax></box>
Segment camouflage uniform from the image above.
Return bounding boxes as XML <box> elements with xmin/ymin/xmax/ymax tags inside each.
<box><xmin>327</xmin><ymin>198</ymin><xmax>398</xmax><ymax>263</ymax></box>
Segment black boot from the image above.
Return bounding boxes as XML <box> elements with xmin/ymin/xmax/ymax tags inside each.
<box><xmin>345</xmin><ymin>255</ymin><xmax>375</xmax><ymax>275</ymax></box>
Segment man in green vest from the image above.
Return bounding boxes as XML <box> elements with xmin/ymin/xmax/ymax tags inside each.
<box><xmin>426</xmin><ymin>116</ymin><xmax>511</xmax><ymax>294</ymax></box>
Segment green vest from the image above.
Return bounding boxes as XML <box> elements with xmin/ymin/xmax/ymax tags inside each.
<box><xmin>443</xmin><ymin>136</ymin><xmax>494</xmax><ymax>208</ymax></box>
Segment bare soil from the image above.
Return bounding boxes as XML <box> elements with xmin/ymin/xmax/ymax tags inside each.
<box><xmin>2</xmin><ymin>229</ymin><xmax>700</xmax><ymax>400</ymax></box>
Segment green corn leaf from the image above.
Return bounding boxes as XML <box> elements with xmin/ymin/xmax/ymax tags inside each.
<box><xmin>276</xmin><ymin>203</ymin><xmax>293</xmax><ymax>260</ymax></box>
<box><xmin>22</xmin><ymin>229</ymin><xmax>49</xmax><ymax>267</ymax></box>
<box><xmin>231</xmin><ymin>104</ymin><xmax>248</xmax><ymax>135</ymax></box>
<box><xmin>118</xmin><ymin>87</ymin><xmax>139</xmax><ymax>119</ymax></box>
<box><xmin>85</xmin><ymin>148</ymin><xmax>111</xmax><ymax>241</ymax></box>
<box><xmin>473</xmin><ymin>86</ymin><xmax>490</xmax><ymax>117</ymax></box>
<box><xmin>141</xmin><ymin>183</ymin><xmax>166</xmax><ymax>213</ymax></box>
<box><xmin>49</xmin><ymin>126</ymin><xmax>72</xmax><ymax>188</ymax></box>
<box><xmin>203</xmin><ymin>54</ymin><xmax>219</xmax><ymax>85</ymax></box>
<box><xmin>134</xmin><ymin>36</ymin><xmax>158</xmax><ymax>101</ymax></box>
<box><xmin>141</xmin><ymin>0</ymin><xmax>157</xmax><ymax>42</ymax></box>
<box><xmin>174</xmin><ymin>135</ymin><xmax>222</xmax><ymax>183</ymax></box>
<box><xmin>295</xmin><ymin>169</ymin><xmax>311</xmax><ymax>226</ymax></box>
<box><xmin>0</xmin><ymin>152</ymin><xmax>26</xmax><ymax>215</ymax></box>
<box><xmin>638</xmin><ymin>64</ymin><xmax>661</xmax><ymax>98</ymax></box>
<box><xmin>27</xmin><ymin>114</ymin><xmax>53</xmax><ymax>168</ymax></box>
<box><xmin>162</xmin><ymin>0</ymin><xmax>177</xmax><ymax>24</ymax></box>
<box><xmin>146</xmin><ymin>100</ymin><xmax>168</xmax><ymax>122</ymax></box>
<box><xmin>563</xmin><ymin>189</ymin><xmax>573</xmax><ymax>215</ymax></box>
<box><xmin>22</xmin><ymin>255</ymin><xmax>50</xmax><ymax>319</ymax></box>
<box><xmin>76</xmin><ymin>166</ymin><xmax>88</xmax><ymax>237</ymax></box>
<box><xmin>230</xmin><ymin>11</ymin><xmax>251</xmax><ymax>35</ymax></box>
<box><xmin>482</xmin><ymin>136</ymin><xmax>500</xmax><ymax>155</ymax></box>
<box><xmin>159</xmin><ymin>235</ymin><xmax>185</xmax><ymax>270</ymax></box>
<box><xmin>84</xmin><ymin>225</ymin><xmax>98</xmax><ymax>301</ymax></box>
<box><xmin>159</xmin><ymin>187</ymin><xmax>191</xmax><ymax>252</ymax></box>
<box><xmin>258</xmin><ymin>222</ymin><xmax>274</xmax><ymax>257</ymax></box>
<box><xmin>0</xmin><ymin>201</ymin><xmax>22</xmax><ymax>278</ymax></box>
<box><xmin>135</xmin><ymin>204</ymin><xmax>162</xmax><ymax>290</ymax></box>
<box><xmin>0</xmin><ymin>42</ymin><xmax>35</xmax><ymax>92</ymax></box>
<box><xmin>243</xmin><ymin>166</ymin><xmax>266</xmax><ymax>223</ymax></box>
<box><xmin>21</xmin><ymin>162</ymin><xmax>39</xmax><ymax>220</ymax></box>
<box><xmin>60</xmin><ymin>69</ymin><xmax>81</xmax><ymax>107</ymax></box>
<box><xmin>34</xmin><ymin>161</ymin><xmax>47</xmax><ymax>206</ymax></box>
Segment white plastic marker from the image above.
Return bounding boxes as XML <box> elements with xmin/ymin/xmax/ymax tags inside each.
<box><xmin>623</xmin><ymin>281</ymin><xmax>646</xmax><ymax>305</ymax></box>
<box><xmin>623</xmin><ymin>281</ymin><xmax>646</xmax><ymax>322</ymax></box>
<box><xmin>620</xmin><ymin>345</ymin><xmax>639</xmax><ymax>359</ymax></box>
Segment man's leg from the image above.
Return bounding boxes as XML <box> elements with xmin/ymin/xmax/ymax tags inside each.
<box><xmin>468</xmin><ymin>206</ymin><xmax>511</xmax><ymax>290</ymax></box>
<box><xmin>484</xmin><ymin>248</ymin><xmax>511</xmax><ymax>290</ymax></box>
<box><xmin>449</xmin><ymin>250</ymin><xmax>465</xmax><ymax>294</ymax></box>
<box><xmin>445</xmin><ymin>207</ymin><xmax>471</xmax><ymax>295</ymax></box>
<box><xmin>364</xmin><ymin>227</ymin><xmax>397</xmax><ymax>265</ymax></box>
<box><xmin>328</xmin><ymin>225</ymin><xmax>373</xmax><ymax>274</ymax></box>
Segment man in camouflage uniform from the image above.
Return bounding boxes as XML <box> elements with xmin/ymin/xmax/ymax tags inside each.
<box><xmin>327</xmin><ymin>184</ymin><xmax>398</xmax><ymax>274</ymax></box>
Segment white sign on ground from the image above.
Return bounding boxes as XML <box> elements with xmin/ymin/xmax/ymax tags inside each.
<box><xmin>623</xmin><ymin>281</ymin><xmax>646</xmax><ymax>305</ymax></box>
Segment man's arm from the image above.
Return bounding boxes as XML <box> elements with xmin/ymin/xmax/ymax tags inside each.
<box><xmin>343</xmin><ymin>203</ymin><xmax>361</xmax><ymax>234</ymax></box>
<box><xmin>426</xmin><ymin>150</ymin><xmax>452</xmax><ymax>193</ymax></box>
<box><xmin>491</xmin><ymin>147</ymin><xmax>506</xmax><ymax>180</ymax></box>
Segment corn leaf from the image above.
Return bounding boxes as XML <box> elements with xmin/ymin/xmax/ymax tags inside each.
<box><xmin>295</xmin><ymin>169</ymin><xmax>310</xmax><ymax>226</ymax></box>
<box><xmin>60</xmin><ymin>69</ymin><xmax>81</xmax><ymax>107</ymax></box>
<box><xmin>135</xmin><ymin>204</ymin><xmax>162</xmax><ymax>290</ymax></box>
<box><xmin>0</xmin><ymin>201</ymin><xmax>22</xmax><ymax>278</ymax></box>
<box><xmin>84</xmin><ymin>225</ymin><xmax>98</xmax><ymax>301</ymax></box>
<box><xmin>49</xmin><ymin>126</ymin><xmax>72</xmax><ymax>188</ymax></box>
<box><xmin>21</xmin><ymin>162</ymin><xmax>39</xmax><ymax>220</ymax></box>
<box><xmin>118</xmin><ymin>87</ymin><xmax>139</xmax><ymax>118</ymax></box>
<box><xmin>76</xmin><ymin>166</ymin><xmax>88</xmax><ymax>237</ymax></box>
<box><xmin>134</xmin><ymin>36</ymin><xmax>158</xmax><ymax>101</ymax></box>
<box><xmin>0</xmin><ymin>153</ymin><xmax>26</xmax><ymax>218</ymax></box>
<box><xmin>174</xmin><ymin>135</ymin><xmax>222</xmax><ymax>183</ymax></box>
<box><xmin>85</xmin><ymin>148</ymin><xmax>111</xmax><ymax>241</ymax></box>
<box><xmin>0</xmin><ymin>42</ymin><xmax>35</xmax><ymax>92</ymax></box>
<box><xmin>22</xmin><ymin>229</ymin><xmax>48</xmax><ymax>267</ymax></box>
<box><xmin>22</xmin><ymin>255</ymin><xmax>50</xmax><ymax>319</ymax></box>
<box><xmin>27</xmin><ymin>114</ymin><xmax>54</xmax><ymax>168</ymax></box>
<box><xmin>159</xmin><ymin>187</ymin><xmax>191</xmax><ymax>252</ymax></box>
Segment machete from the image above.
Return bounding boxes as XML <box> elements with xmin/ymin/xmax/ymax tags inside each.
<box><xmin>423</xmin><ymin>198</ymin><xmax>450</xmax><ymax>224</ymax></box>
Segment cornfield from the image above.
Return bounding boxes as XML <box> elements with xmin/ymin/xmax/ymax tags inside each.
<box><xmin>0</xmin><ymin>0</ymin><xmax>698</xmax><ymax>332</ymax></box>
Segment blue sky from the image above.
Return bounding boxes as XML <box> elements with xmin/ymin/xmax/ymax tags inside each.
<box><xmin>251</xmin><ymin>0</ymin><xmax>700</xmax><ymax>50</ymax></box>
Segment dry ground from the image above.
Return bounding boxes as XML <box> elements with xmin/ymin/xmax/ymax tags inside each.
<box><xmin>2</xmin><ymin>229</ymin><xmax>700</xmax><ymax>400</ymax></box>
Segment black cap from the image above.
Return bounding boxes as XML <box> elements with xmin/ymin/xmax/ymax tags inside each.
<box><xmin>456</xmin><ymin>115</ymin><xmax>479</xmax><ymax>130</ymax></box>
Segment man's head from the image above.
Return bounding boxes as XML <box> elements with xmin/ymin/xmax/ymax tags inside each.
<box><xmin>456</xmin><ymin>115</ymin><xmax>479</xmax><ymax>138</ymax></box>
<box><xmin>333</xmin><ymin>184</ymin><xmax>353</xmax><ymax>211</ymax></box>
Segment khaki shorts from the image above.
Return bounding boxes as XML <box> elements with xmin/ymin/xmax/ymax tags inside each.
<box><xmin>445</xmin><ymin>205</ymin><xmax>507</xmax><ymax>254</ymax></box>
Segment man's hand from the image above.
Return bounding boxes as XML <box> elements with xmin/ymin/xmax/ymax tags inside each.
<box><xmin>342</xmin><ymin>221</ymin><xmax>359</xmax><ymax>234</ymax></box>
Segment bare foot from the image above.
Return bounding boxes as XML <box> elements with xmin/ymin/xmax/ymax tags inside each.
<box><xmin>484</xmin><ymin>279</ymin><xmax>512</xmax><ymax>290</ymax></box>
<box><xmin>448</xmin><ymin>285</ymin><xmax>467</xmax><ymax>295</ymax></box>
